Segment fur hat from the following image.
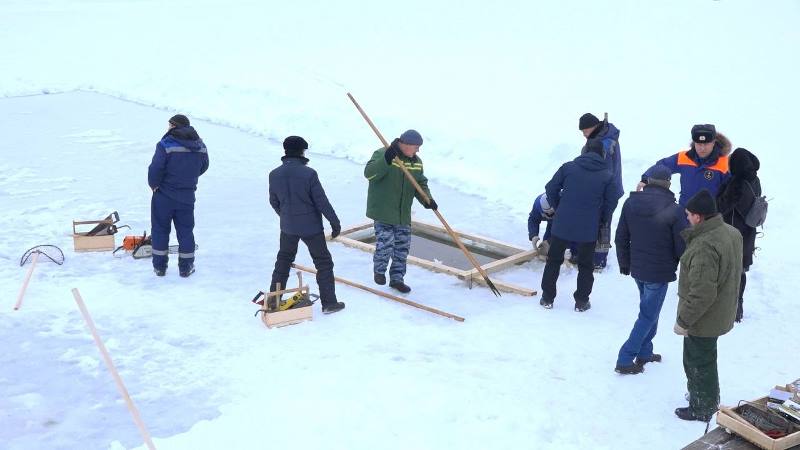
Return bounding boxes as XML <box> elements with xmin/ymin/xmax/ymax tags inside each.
<box><xmin>691</xmin><ymin>124</ymin><xmax>716</xmax><ymax>143</ymax></box>
<box><xmin>686</xmin><ymin>189</ymin><xmax>717</xmax><ymax>217</ymax></box>
<box><xmin>283</xmin><ymin>136</ymin><xmax>308</xmax><ymax>156</ymax></box>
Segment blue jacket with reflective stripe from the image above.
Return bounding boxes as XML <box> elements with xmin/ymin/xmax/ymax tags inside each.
<box><xmin>148</xmin><ymin>126</ymin><xmax>209</xmax><ymax>205</ymax></box>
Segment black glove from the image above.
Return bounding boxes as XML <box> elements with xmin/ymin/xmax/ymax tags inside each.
<box><xmin>331</xmin><ymin>224</ymin><xmax>341</xmax><ymax>239</ymax></box>
<box><xmin>384</xmin><ymin>145</ymin><xmax>398</xmax><ymax>164</ymax></box>
<box><xmin>620</xmin><ymin>267</ymin><xmax>630</xmax><ymax>276</ymax></box>
<box><xmin>423</xmin><ymin>199</ymin><xmax>438</xmax><ymax>210</ymax></box>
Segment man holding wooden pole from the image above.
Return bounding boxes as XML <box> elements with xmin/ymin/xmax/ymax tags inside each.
<box><xmin>364</xmin><ymin>130</ymin><xmax>436</xmax><ymax>294</ymax></box>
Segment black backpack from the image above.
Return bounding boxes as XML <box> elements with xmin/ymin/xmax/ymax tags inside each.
<box><xmin>742</xmin><ymin>181</ymin><xmax>768</xmax><ymax>228</ymax></box>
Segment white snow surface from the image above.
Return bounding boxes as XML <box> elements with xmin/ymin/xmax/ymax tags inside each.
<box><xmin>1</xmin><ymin>1</ymin><xmax>799</xmax><ymax>449</ymax></box>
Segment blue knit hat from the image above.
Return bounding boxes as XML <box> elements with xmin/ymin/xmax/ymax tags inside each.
<box><xmin>399</xmin><ymin>129</ymin><xmax>423</xmax><ymax>146</ymax></box>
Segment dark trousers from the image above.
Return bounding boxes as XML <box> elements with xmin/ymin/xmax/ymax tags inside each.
<box><xmin>541</xmin><ymin>235</ymin><xmax>595</xmax><ymax>304</ymax></box>
<box><xmin>683</xmin><ymin>335</ymin><xmax>720</xmax><ymax>419</ymax></box>
<box><xmin>270</xmin><ymin>232</ymin><xmax>337</xmax><ymax>307</ymax></box>
<box><xmin>737</xmin><ymin>271</ymin><xmax>747</xmax><ymax>319</ymax></box>
<box><xmin>151</xmin><ymin>190</ymin><xmax>195</xmax><ymax>271</ymax></box>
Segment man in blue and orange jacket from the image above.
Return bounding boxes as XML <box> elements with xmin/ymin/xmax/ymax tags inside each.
<box><xmin>637</xmin><ymin>124</ymin><xmax>731</xmax><ymax>206</ymax></box>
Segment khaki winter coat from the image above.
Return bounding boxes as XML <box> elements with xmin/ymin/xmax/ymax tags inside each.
<box><xmin>676</xmin><ymin>214</ymin><xmax>743</xmax><ymax>337</ymax></box>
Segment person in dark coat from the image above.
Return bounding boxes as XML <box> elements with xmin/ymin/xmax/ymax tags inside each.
<box><xmin>578</xmin><ymin>113</ymin><xmax>624</xmax><ymax>269</ymax></box>
<box><xmin>614</xmin><ymin>164</ymin><xmax>687</xmax><ymax>374</ymax></box>
<box><xmin>148</xmin><ymin>114</ymin><xmax>209</xmax><ymax>277</ymax></box>
<box><xmin>540</xmin><ymin>138</ymin><xmax>620</xmax><ymax>312</ymax></box>
<box><xmin>527</xmin><ymin>192</ymin><xmax>555</xmax><ymax>259</ymax></box>
<box><xmin>716</xmin><ymin>147</ymin><xmax>761</xmax><ymax>322</ymax></box>
<box><xmin>268</xmin><ymin>136</ymin><xmax>345</xmax><ymax>314</ymax></box>
<box><xmin>638</xmin><ymin>124</ymin><xmax>732</xmax><ymax>206</ymax></box>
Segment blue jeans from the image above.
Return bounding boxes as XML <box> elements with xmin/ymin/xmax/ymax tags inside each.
<box><xmin>616</xmin><ymin>279</ymin><xmax>669</xmax><ymax>366</ymax></box>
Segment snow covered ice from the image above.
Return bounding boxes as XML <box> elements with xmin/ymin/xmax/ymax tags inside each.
<box><xmin>1</xmin><ymin>1</ymin><xmax>799</xmax><ymax>449</ymax></box>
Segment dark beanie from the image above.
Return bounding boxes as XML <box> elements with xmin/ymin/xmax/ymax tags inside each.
<box><xmin>399</xmin><ymin>129</ymin><xmax>423</xmax><ymax>146</ymax></box>
<box><xmin>585</xmin><ymin>138</ymin><xmax>604</xmax><ymax>156</ymax></box>
<box><xmin>691</xmin><ymin>124</ymin><xmax>716</xmax><ymax>143</ymax></box>
<box><xmin>646</xmin><ymin>164</ymin><xmax>672</xmax><ymax>188</ymax></box>
<box><xmin>578</xmin><ymin>113</ymin><xmax>600</xmax><ymax>130</ymax></box>
<box><xmin>283</xmin><ymin>136</ymin><xmax>308</xmax><ymax>156</ymax></box>
<box><xmin>169</xmin><ymin>114</ymin><xmax>190</xmax><ymax>127</ymax></box>
<box><xmin>686</xmin><ymin>189</ymin><xmax>717</xmax><ymax>216</ymax></box>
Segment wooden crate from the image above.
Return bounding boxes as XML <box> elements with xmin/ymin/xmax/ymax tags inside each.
<box><xmin>72</xmin><ymin>220</ymin><xmax>116</xmax><ymax>252</ymax></box>
<box><xmin>717</xmin><ymin>396</ymin><xmax>800</xmax><ymax>450</ymax></box>
<box><xmin>263</xmin><ymin>305</ymin><xmax>313</xmax><ymax>328</ymax></box>
<box><xmin>260</xmin><ymin>279</ymin><xmax>313</xmax><ymax>329</ymax></box>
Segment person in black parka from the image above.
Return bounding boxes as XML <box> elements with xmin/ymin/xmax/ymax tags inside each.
<box><xmin>716</xmin><ymin>147</ymin><xmax>761</xmax><ymax>322</ymax></box>
<box><xmin>268</xmin><ymin>136</ymin><xmax>345</xmax><ymax>314</ymax></box>
<box><xmin>541</xmin><ymin>138</ymin><xmax>620</xmax><ymax>312</ymax></box>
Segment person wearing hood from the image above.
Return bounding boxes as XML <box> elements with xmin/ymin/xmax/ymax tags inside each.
<box><xmin>614</xmin><ymin>164</ymin><xmax>687</xmax><ymax>375</ymax></box>
<box><xmin>540</xmin><ymin>138</ymin><xmax>619</xmax><ymax>312</ymax></box>
<box><xmin>527</xmin><ymin>192</ymin><xmax>555</xmax><ymax>260</ymax></box>
<box><xmin>364</xmin><ymin>129</ymin><xmax>436</xmax><ymax>294</ymax></box>
<box><xmin>148</xmin><ymin>114</ymin><xmax>209</xmax><ymax>277</ymax></box>
<box><xmin>637</xmin><ymin>124</ymin><xmax>731</xmax><ymax>206</ymax></box>
<box><xmin>578</xmin><ymin>113</ymin><xmax>624</xmax><ymax>270</ymax></box>
<box><xmin>716</xmin><ymin>147</ymin><xmax>762</xmax><ymax>322</ymax></box>
<box><xmin>268</xmin><ymin>136</ymin><xmax>345</xmax><ymax>315</ymax></box>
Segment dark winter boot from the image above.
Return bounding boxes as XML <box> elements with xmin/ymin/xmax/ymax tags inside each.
<box><xmin>574</xmin><ymin>301</ymin><xmax>591</xmax><ymax>312</ymax></box>
<box><xmin>540</xmin><ymin>298</ymin><xmax>554</xmax><ymax>309</ymax></box>
<box><xmin>635</xmin><ymin>354</ymin><xmax>662</xmax><ymax>367</ymax></box>
<box><xmin>615</xmin><ymin>364</ymin><xmax>644</xmax><ymax>375</ymax></box>
<box><xmin>179</xmin><ymin>265</ymin><xmax>195</xmax><ymax>278</ymax></box>
<box><xmin>154</xmin><ymin>268</ymin><xmax>166</xmax><ymax>277</ymax></box>
<box><xmin>389</xmin><ymin>280</ymin><xmax>411</xmax><ymax>293</ymax></box>
<box><xmin>374</xmin><ymin>273</ymin><xmax>386</xmax><ymax>285</ymax></box>
<box><xmin>322</xmin><ymin>301</ymin><xmax>346</xmax><ymax>314</ymax></box>
<box><xmin>674</xmin><ymin>407</ymin><xmax>711</xmax><ymax>422</ymax></box>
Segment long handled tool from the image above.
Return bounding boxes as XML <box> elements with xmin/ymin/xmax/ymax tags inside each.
<box><xmin>292</xmin><ymin>263</ymin><xmax>464</xmax><ymax>322</ymax></box>
<box><xmin>14</xmin><ymin>245</ymin><xmax>64</xmax><ymax>310</ymax></box>
<box><xmin>347</xmin><ymin>92</ymin><xmax>501</xmax><ymax>296</ymax></box>
<box><xmin>71</xmin><ymin>288</ymin><xmax>157</xmax><ymax>450</ymax></box>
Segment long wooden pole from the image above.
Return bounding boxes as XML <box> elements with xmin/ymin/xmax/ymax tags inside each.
<box><xmin>346</xmin><ymin>93</ymin><xmax>501</xmax><ymax>297</ymax></box>
<box><xmin>14</xmin><ymin>252</ymin><xmax>39</xmax><ymax>310</ymax></box>
<box><xmin>71</xmin><ymin>288</ymin><xmax>157</xmax><ymax>450</ymax></box>
<box><xmin>292</xmin><ymin>263</ymin><xmax>464</xmax><ymax>322</ymax></box>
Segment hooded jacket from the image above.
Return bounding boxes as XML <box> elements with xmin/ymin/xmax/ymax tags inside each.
<box><xmin>642</xmin><ymin>133</ymin><xmax>732</xmax><ymax>205</ymax></box>
<box><xmin>545</xmin><ymin>152</ymin><xmax>620</xmax><ymax>243</ymax></box>
<box><xmin>585</xmin><ymin>121</ymin><xmax>623</xmax><ymax>201</ymax></box>
<box><xmin>615</xmin><ymin>185</ymin><xmax>687</xmax><ymax>283</ymax></box>
<box><xmin>716</xmin><ymin>148</ymin><xmax>761</xmax><ymax>268</ymax></box>
<box><xmin>148</xmin><ymin>126</ymin><xmax>209</xmax><ymax>205</ymax></box>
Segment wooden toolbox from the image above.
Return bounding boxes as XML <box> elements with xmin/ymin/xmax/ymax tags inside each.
<box><xmin>717</xmin><ymin>391</ymin><xmax>800</xmax><ymax>450</ymax></box>
<box><xmin>72</xmin><ymin>219</ymin><xmax>116</xmax><ymax>252</ymax></box>
<box><xmin>259</xmin><ymin>273</ymin><xmax>313</xmax><ymax>329</ymax></box>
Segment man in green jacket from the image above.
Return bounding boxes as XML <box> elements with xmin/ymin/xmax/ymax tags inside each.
<box><xmin>364</xmin><ymin>129</ymin><xmax>437</xmax><ymax>293</ymax></box>
<box><xmin>673</xmin><ymin>189</ymin><xmax>742</xmax><ymax>422</ymax></box>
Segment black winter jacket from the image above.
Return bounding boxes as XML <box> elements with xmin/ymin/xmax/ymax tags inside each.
<box><xmin>269</xmin><ymin>156</ymin><xmax>340</xmax><ymax>237</ymax></box>
<box><xmin>716</xmin><ymin>148</ymin><xmax>761</xmax><ymax>269</ymax></box>
<box><xmin>615</xmin><ymin>185</ymin><xmax>687</xmax><ymax>283</ymax></box>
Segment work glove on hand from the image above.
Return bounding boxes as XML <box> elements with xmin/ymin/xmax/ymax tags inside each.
<box><xmin>619</xmin><ymin>266</ymin><xmax>630</xmax><ymax>276</ymax></box>
<box><xmin>673</xmin><ymin>322</ymin><xmax>689</xmax><ymax>336</ymax></box>
<box><xmin>530</xmin><ymin>236</ymin><xmax>540</xmax><ymax>249</ymax></box>
<box><xmin>384</xmin><ymin>145</ymin><xmax>399</xmax><ymax>164</ymax></box>
<box><xmin>331</xmin><ymin>223</ymin><xmax>341</xmax><ymax>239</ymax></box>
<box><xmin>423</xmin><ymin>199</ymin><xmax>438</xmax><ymax>210</ymax></box>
